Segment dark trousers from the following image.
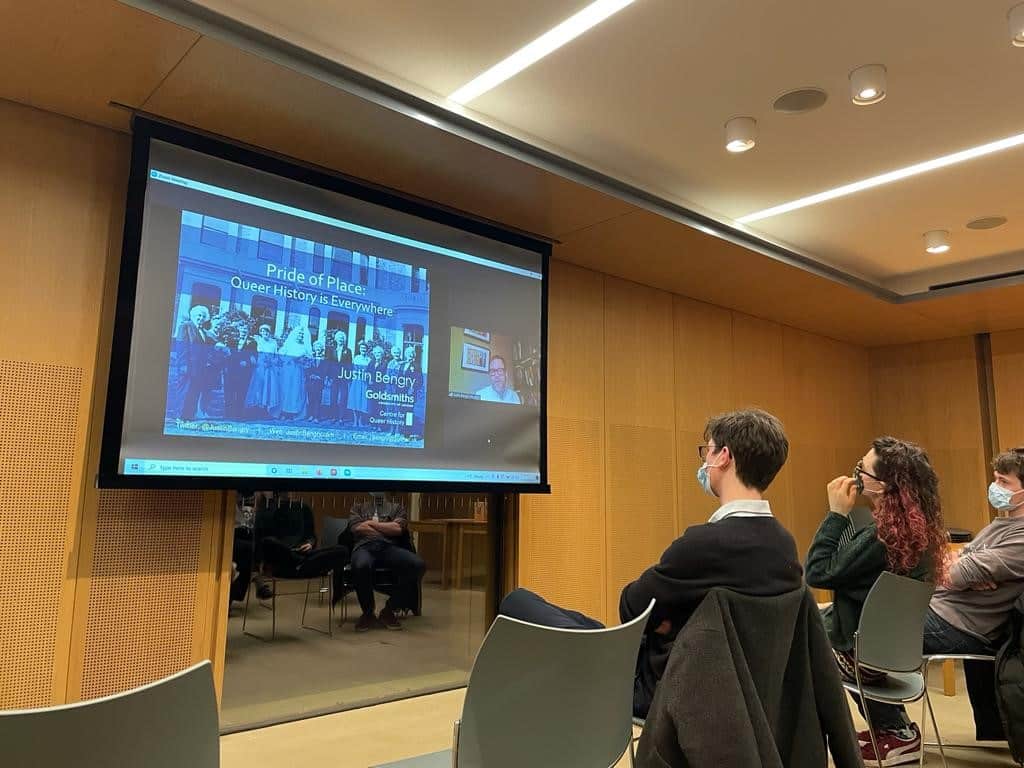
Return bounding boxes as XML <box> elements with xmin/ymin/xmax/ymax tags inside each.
<box><xmin>181</xmin><ymin>374</ymin><xmax>213</xmax><ymax>420</ymax></box>
<box><xmin>333</xmin><ymin>380</ymin><xmax>349</xmax><ymax>424</ymax></box>
<box><xmin>230</xmin><ymin>527</ymin><xmax>254</xmax><ymax>602</ymax></box>
<box><xmin>306</xmin><ymin>377</ymin><xmax>325</xmax><ymax>420</ymax></box>
<box><xmin>351</xmin><ymin>540</ymin><xmax>426</xmax><ymax>616</ymax></box>
<box><xmin>261</xmin><ymin>536</ymin><xmax>349</xmax><ymax>585</ymax></box>
<box><xmin>498</xmin><ymin>588</ymin><xmax>653</xmax><ymax>718</ymax></box>
<box><xmin>859</xmin><ymin>608</ymin><xmax>1001</xmax><ymax>738</ymax></box>
<box><xmin>224</xmin><ymin>368</ymin><xmax>252</xmax><ymax>419</ymax></box>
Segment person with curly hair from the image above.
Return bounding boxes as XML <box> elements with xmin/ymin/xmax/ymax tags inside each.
<box><xmin>806</xmin><ymin>436</ymin><xmax>951</xmax><ymax>765</ymax></box>
<box><xmin>873</xmin><ymin>447</ymin><xmax>1024</xmax><ymax>751</ymax></box>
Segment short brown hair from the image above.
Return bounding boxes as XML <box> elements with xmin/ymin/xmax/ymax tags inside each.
<box><xmin>993</xmin><ymin>448</ymin><xmax>1024</xmax><ymax>485</ymax></box>
<box><xmin>704</xmin><ymin>409</ymin><xmax>789</xmax><ymax>492</ymax></box>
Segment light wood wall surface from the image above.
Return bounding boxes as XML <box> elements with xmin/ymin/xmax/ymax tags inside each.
<box><xmin>0</xmin><ymin>99</ymin><xmax>229</xmax><ymax>709</ymax></box>
<box><xmin>869</xmin><ymin>338</ymin><xmax>991</xmax><ymax>535</ymax></box>
<box><xmin>991</xmin><ymin>330</ymin><xmax>1024</xmax><ymax>455</ymax></box>
<box><xmin>518</xmin><ymin>264</ymin><xmax>875</xmax><ymax>624</ymax></box>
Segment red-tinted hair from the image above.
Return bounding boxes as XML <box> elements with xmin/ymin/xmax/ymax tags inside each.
<box><xmin>870</xmin><ymin>436</ymin><xmax>951</xmax><ymax>584</ymax></box>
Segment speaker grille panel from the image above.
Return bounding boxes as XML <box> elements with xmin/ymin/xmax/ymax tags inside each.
<box><xmin>79</xmin><ymin>490</ymin><xmax>203</xmax><ymax>700</ymax></box>
<box><xmin>0</xmin><ymin>360</ymin><xmax>82</xmax><ymax>708</ymax></box>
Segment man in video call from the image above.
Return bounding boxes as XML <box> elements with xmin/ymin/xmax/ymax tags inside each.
<box><xmin>498</xmin><ymin>409</ymin><xmax>803</xmax><ymax>717</ymax></box>
<box><xmin>476</xmin><ymin>355</ymin><xmax>521</xmax><ymax>404</ymax></box>
<box><xmin>349</xmin><ymin>492</ymin><xmax>426</xmax><ymax>632</ymax></box>
<box><xmin>179</xmin><ymin>304</ymin><xmax>216</xmax><ymax>420</ymax></box>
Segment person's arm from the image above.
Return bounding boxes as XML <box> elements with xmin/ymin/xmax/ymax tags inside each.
<box><xmin>804</xmin><ymin>513</ymin><xmax>886</xmax><ymax>589</ymax></box>
<box><xmin>947</xmin><ymin>533</ymin><xmax>1024</xmax><ymax>590</ymax></box>
<box><xmin>349</xmin><ymin>504</ymin><xmax>375</xmax><ymax>536</ymax></box>
<box><xmin>375</xmin><ymin>503</ymin><xmax>408</xmax><ymax>538</ymax></box>
<box><xmin>619</xmin><ymin>532</ymin><xmax>704</xmax><ymax>632</ymax></box>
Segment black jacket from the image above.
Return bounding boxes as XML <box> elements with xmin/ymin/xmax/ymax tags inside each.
<box><xmin>996</xmin><ymin>604</ymin><xmax>1024</xmax><ymax>762</ymax></box>
<box><xmin>620</xmin><ymin>516</ymin><xmax>804</xmax><ymax>711</ymax></box>
<box><xmin>635</xmin><ymin>587</ymin><xmax>863</xmax><ymax>768</ymax></box>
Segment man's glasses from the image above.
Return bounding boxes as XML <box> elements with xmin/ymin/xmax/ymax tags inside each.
<box><xmin>697</xmin><ymin>444</ymin><xmax>716</xmax><ymax>461</ymax></box>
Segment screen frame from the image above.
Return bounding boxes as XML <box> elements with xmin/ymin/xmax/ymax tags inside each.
<box><xmin>97</xmin><ymin>116</ymin><xmax>550</xmax><ymax>493</ymax></box>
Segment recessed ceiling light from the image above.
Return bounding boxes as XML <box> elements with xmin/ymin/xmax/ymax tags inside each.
<box><xmin>966</xmin><ymin>215</ymin><xmax>1008</xmax><ymax>230</ymax></box>
<box><xmin>924</xmin><ymin>230</ymin><xmax>951</xmax><ymax>254</ymax></box>
<box><xmin>725</xmin><ymin>117</ymin><xmax>757</xmax><ymax>154</ymax></box>
<box><xmin>737</xmin><ymin>130</ymin><xmax>1024</xmax><ymax>223</ymax></box>
<box><xmin>849</xmin><ymin>64</ymin><xmax>887</xmax><ymax>105</ymax></box>
<box><xmin>1010</xmin><ymin>3</ymin><xmax>1024</xmax><ymax>46</ymax></box>
<box><xmin>448</xmin><ymin>0</ymin><xmax>636</xmax><ymax>104</ymax></box>
<box><xmin>772</xmin><ymin>88</ymin><xmax>828</xmax><ymax>114</ymax></box>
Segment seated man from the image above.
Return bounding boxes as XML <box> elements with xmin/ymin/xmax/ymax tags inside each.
<box><xmin>349</xmin><ymin>493</ymin><xmax>426</xmax><ymax>632</ymax></box>
<box><xmin>500</xmin><ymin>408</ymin><xmax>804</xmax><ymax>717</ymax></box>
<box><xmin>258</xmin><ymin>490</ymin><xmax>349</xmax><ymax>591</ymax></box>
<box><xmin>866</xmin><ymin>447</ymin><xmax>1024</xmax><ymax>748</ymax></box>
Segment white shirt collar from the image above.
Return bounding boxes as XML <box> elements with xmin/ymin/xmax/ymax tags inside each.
<box><xmin>708</xmin><ymin>499</ymin><xmax>773</xmax><ymax>523</ymax></box>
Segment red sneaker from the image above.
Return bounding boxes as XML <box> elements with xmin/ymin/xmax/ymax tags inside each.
<box><xmin>860</xmin><ymin>726</ymin><xmax>922</xmax><ymax>766</ymax></box>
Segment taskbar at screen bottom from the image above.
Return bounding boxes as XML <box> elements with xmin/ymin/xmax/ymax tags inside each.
<box><xmin>122</xmin><ymin>458</ymin><xmax>540</xmax><ymax>484</ymax></box>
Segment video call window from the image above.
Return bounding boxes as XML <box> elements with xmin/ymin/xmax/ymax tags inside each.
<box><xmin>447</xmin><ymin>327</ymin><xmax>540</xmax><ymax>407</ymax></box>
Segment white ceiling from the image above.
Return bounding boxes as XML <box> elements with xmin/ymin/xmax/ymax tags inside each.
<box><xmin>190</xmin><ymin>0</ymin><xmax>1024</xmax><ymax>293</ymax></box>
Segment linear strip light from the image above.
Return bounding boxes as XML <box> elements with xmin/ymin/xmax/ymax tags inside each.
<box><xmin>448</xmin><ymin>0</ymin><xmax>636</xmax><ymax>105</ymax></box>
<box><xmin>737</xmin><ymin>131</ymin><xmax>1024</xmax><ymax>224</ymax></box>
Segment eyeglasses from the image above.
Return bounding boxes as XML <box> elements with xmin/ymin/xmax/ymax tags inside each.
<box><xmin>697</xmin><ymin>444</ymin><xmax>716</xmax><ymax>461</ymax></box>
<box><xmin>854</xmin><ymin>462</ymin><xmax>882</xmax><ymax>482</ymax></box>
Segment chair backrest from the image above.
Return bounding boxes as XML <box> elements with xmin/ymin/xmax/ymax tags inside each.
<box><xmin>0</xmin><ymin>661</ymin><xmax>219</xmax><ymax>768</ymax></box>
<box><xmin>321</xmin><ymin>515</ymin><xmax>349</xmax><ymax>548</ymax></box>
<box><xmin>848</xmin><ymin>506</ymin><xmax>874</xmax><ymax>532</ymax></box>
<box><xmin>856</xmin><ymin>572</ymin><xmax>935</xmax><ymax>672</ymax></box>
<box><xmin>456</xmin><ymin>599</ymin><xmax>654</xmax><ymax>768</ymax></box>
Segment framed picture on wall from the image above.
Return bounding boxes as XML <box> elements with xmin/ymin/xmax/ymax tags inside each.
<box><xmin>462</xmin><ymin>342</ymin><xmax>490</xmax><ymax>372</ymax></box>
<box><xmin>463</xmin><ymin>329</ymin><xmax>491</xmax><ymax>342</ymax></box>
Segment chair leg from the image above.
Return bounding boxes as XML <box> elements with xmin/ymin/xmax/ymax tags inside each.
<box><xmin>271</xmin><ymin>578</ymin><xmax>277</xmax><ymax>641</ymax></box>
<box><xmin>920</xmin><ymin>696</ymin><xmax>928</xmax><ymax>768</ymax></box>
<box><xmin>242</xmin><ymin>575</ymin><xmax>252</xmax><ymax>634</ymax></box>
<box><xmin>922</xmin><ymin>689</ymin><xmax>947</xmax><ymax>768</ymax></box>
<box><xmin>855</xmin><ymin>669</ymin><xmax>884</xmax><ymax>768</ymax></box>
<box><xmin>301</xmin><ymin>577</ymin><xmax>311</xmax><ymax>627</ymax></box>
<box><xmin>327</xmin><ymin>575</ymin><xmax>334</xmax><ymax>638</ymax></box>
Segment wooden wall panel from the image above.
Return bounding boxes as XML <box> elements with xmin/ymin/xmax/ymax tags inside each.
<box><xmin>603</xmin><ymin>277</ymin><xmax>676</xmax><ymax>623</ymax></box>
<box><xmin>518</xmin><ymin>262</ymin><xmax>606</xmax><ymax>620</ymax></box>
<box><xmin>673</xmin><ymin>297</ymin><xmax>734</xmax><ymax>531</ymax></box>
<box><xmin>0</xmin><ymin>99</ymin><xmax>232</xmax><ymax>708</ymax></box>
<box><xmin>782</xmin><ymin>328</ymin><xmax>873</xmax><ymax>557</ymax></box>
<box><xmin>0</xmin><ymin>101</ymin><xmax>124</xmax><ymax>707</ymax></box>
<box><xmin>869</xmin><ymin>338</ymin><xmax>990</xmax><ymax>535</ymax></box>
<box><xmin>991</xmin><ymin>329</ymin><xmax>1024</xmax><ymax>451</ymax></box>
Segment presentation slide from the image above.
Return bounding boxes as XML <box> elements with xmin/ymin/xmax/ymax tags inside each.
<box><xmin>164</xmin><ymin>211</ymin><xmax>428</xmax><ymax>450</ymax></box>
<box><xmin>104</xmin><ymin>125</ymin><xmax>546</xmax><ymax>488</ymax></box>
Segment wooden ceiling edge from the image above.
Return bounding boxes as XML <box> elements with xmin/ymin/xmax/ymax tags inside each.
<box><xmin>0</xmin><ymin>95</ymin><xmax>132</xmax><ymax>136</ymax></box>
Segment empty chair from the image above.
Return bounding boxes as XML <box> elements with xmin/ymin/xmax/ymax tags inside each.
<box><xmin>376</xmin><ymin>599</ymin><xmax>654</xmax><ymax>768</ymax></box>
<box><xmin>0</xmin><ymin>660</ymin><xmax>218</xmax><ymax>768</ymax></box>
<box><xmin>840</xmin><ymin>572</ymin><xmax>942</xmax><ymax>768</ymax></box>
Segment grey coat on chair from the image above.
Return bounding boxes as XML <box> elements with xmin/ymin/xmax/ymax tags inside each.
<box><xmin>635</xmin><ymin>587</ymin><xmax>862</xmax><ymax>768</ymax></box>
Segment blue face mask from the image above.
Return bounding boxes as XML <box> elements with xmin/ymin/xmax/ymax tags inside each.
<box><xmin>988</xmin><ymin>482</ymin><xmax>1023</xmax><ymax>512</ymax></box>
<box><xmin>696</xmin><ymin>463</ymin><xmax>714</xmax><ymax>497</ymax></box>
